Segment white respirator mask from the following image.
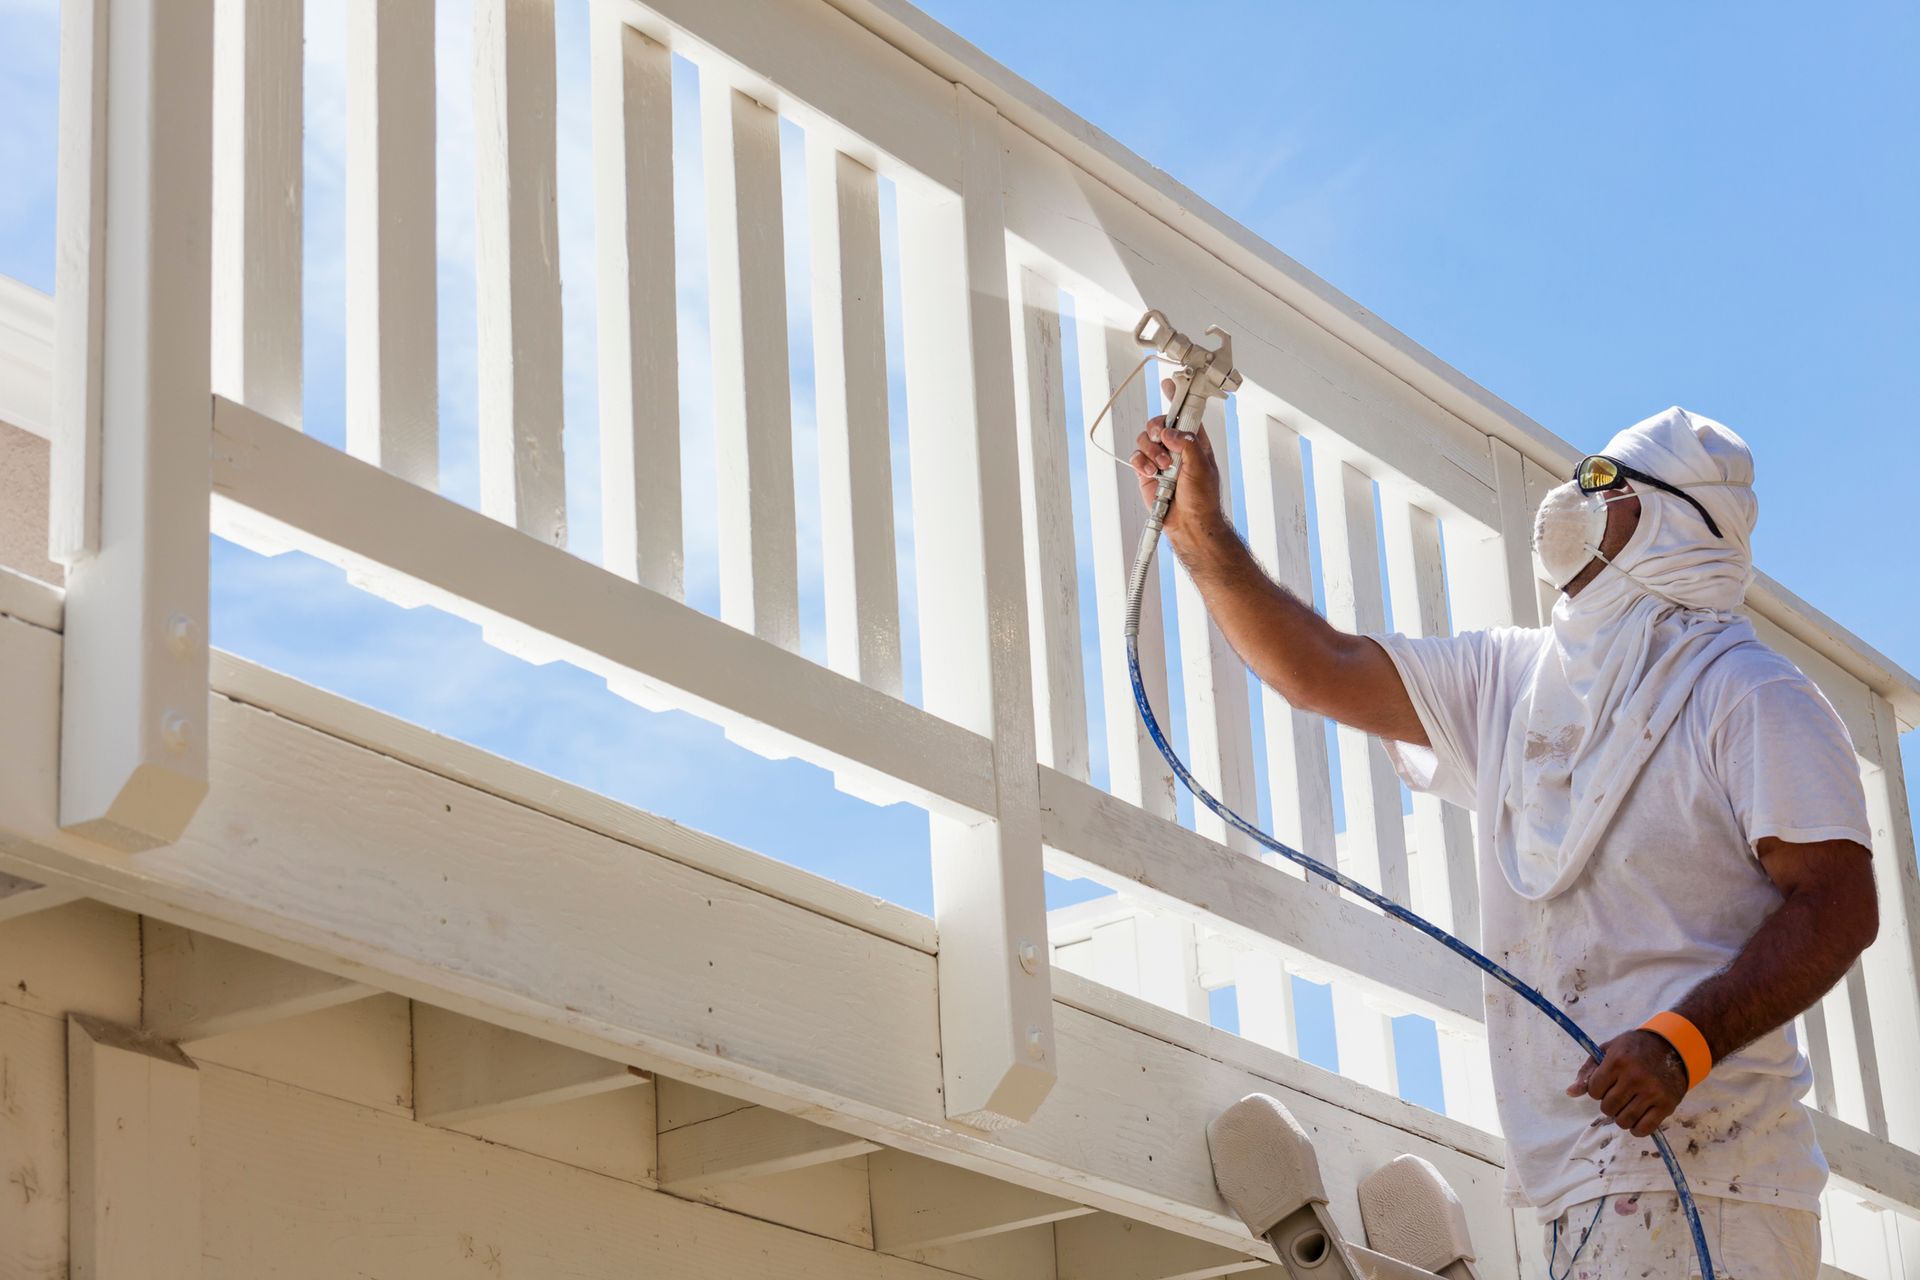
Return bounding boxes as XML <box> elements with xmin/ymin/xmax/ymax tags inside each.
<box><xmin>1531</xmin><ymin>481</ymin><xmax>1613</xmax><ymax>589</ymax></box>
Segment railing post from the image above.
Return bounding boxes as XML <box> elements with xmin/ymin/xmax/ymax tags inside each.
<box><xmin>54</xmin><ymin>0</ymin><xmax>215</xmax><ymax>850</ymax></box>
<box><xmin>898</xmin><ymin>85</ymin><xmax>1054</xmax><ymax>1128</ymax></box>
<box><xmin>1861</xmin><ymin>696</ymin><xmax>1920</xmax><ymax>1153</ymax></box>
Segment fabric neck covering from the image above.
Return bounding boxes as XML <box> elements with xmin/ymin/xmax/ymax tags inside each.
<box><xmin>1492</xmin><ymin>407</ymin><xmax>1760</xmax><ymax>901</ymax></box>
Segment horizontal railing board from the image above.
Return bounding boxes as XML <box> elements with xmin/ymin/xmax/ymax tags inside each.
<box><xmin>0</xmin><ymin>621</ymin><xmax>1523</xmax><ymax>1265</ymax></box>
<box><xmin>1037</xmin><ymin>768</ymin><xmax>1483</xmax><ymax>1030</ymax></box>
<box><xmin>208</xmin><ymin>397</ymin><xmax>995</xmax><ymax>821</ymax></box>
<box><xmin>208</xmin><ymin>652</ymin><xmax>938</xmax><ymax>956</ymax></box>
<box><xmin>0</xmin><ymin>566</ymin><xmax>62</xmax><ymax>633</ymax></box>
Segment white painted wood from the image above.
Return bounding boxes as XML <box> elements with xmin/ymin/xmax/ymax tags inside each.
<box><xmin>1037</xmin><ymin>767</ymin><xmax>1480</xmax><ymax>1030</ymax></box>
<box><xmin>1485</xmin><ymin>438</ymin><xmax>1543</xmax><ymax>629</ymax></box>
<box><xmin>1306</xmin><ymin>448</ymin><xmax>1405</xmax><ymax>1096</ymax></box>
<box><xmin>0</xmin><ymin>871</ymin><xmax>77</xmax><ymax>922</ymax></box>
<box><xmin>413</xmin><ymin>1004</ymin><xmax>650</xmax><ymax>1127</ymax></box>
<box><xmin>0</xmin><ymin>899</ymin><xmax>140</xmax><ymax>1024</ymax></box>
<box><xmin>1309</xmin><ymin>448</ymin><xmax>1410</xmax><ymax>905</ymax></box>
<box><xmin>899</xmin><ymin>1223</ymin><xmax>1060</xmax><ymax>1280</ymax></box>
<box><xmin>1379</xmin><ymin>496</ymin><xmax>1477</xmax><ymax>915</ymax></box>
<box><xmin>1801</xmin><ymin>1007</ymin><xmax>1839</xmax><ymax>1116</ymax></box>
<box><xmin>1237</xmin><ymin>408</ymin><xmax>1335</xmax><ymax>862</ymax></box>
<box><xmin>197</xmin><ymin>1063</ymin><xmax>959</xmax><ymax>1279</ymax></box>
<box><xmin>67</xmin><ymin>1014</ymin><xmax>201</xmax><ymax>1279</ymax></box>
<box><xmin>1843</xmin><ymin>963</ymin><xmax>1889</xmax><ymax>1139</ymax></box>
<box><xmin>679</xmin><ymin>1154</ymin><xmax>877</xmax><ymax>1247</ymax></box>
<box><xmin>208</xmin><ymin>398</ymin><xmax>995</xmax><ymax>820</ymax></box>
<box><xmin>473</xmin><ymin>0</ymin><xmax>565</xmax><ymax>546</ymax></box>
<box><xmin>809</xmin><ymin>141</ymin><xmax>900</xmax><ymax>690</ymax></box>
<box><xmin>1173</xmin><ymin>396</ymin><xmax>1259</xmax><ymax>855</ymax></box>
<box><xmin>1822</xmin><ymin>971</ymin><xmax>1876</xmax><ymax>1134</ymax></box>
<box><xmin>1435</xmin><ymin>1025</ymin><xmax>1501</xmax><ymax>1135</ymax></box>
<box><xmin>592</xmin><ymin>13</ymin><xmax>680</xmax><ymax>592</ymax></box>
<box><xmin>1012</xmin><ymin>267</ymin><xmax>1089</xmax><ymax>777</ymax></box>
<box><xmin>1813</xmin><ymin>1109</ymin><xmax>1920</xmax><ymax>1220</ymax></box>
<box><xmin>1379</xmin><ymin>492</ymin><xmax>1481</xmax><ymax>1029</ymax></box>
<box><xmin>210</xmin><ymin>0</ymin><xmax>302</xmax><ymax>430</ymax></box>
<box><xmin>897</xmin><ymin>85</ymin><xmax>1054</xmax><ymax>1127</ymax></box>
<box><xmin>142</xmin><ymin>918</ymin><xmax>375</xmax><ymax>1042</ymax></box>
<box><xmin>1076</xmin><ymin>314</ymin><xmax>1176</xmax><ymax>818</ymax></box>
<box><xmin>187</xmin><ymin>992</ymin><xmax>414</xmax><ymax>1119</ymax></box>
<box><xmin>0</xmin><ymin>1005</ymin><xmax>67</xmax><ymax>1277</ymax></box>
<box><xmin>872</xmin><ymin>1147</ymin><xmax>1092</xmax><ymax>1252</ymax></box>
<box><xmin>1054</xmin><ymin>1214</ymin><xmax>1262</xmax><ymax>1280</ymax></box>
<box><xmin>0</xmin><ymin>564</ymin><xmax>63</xmax><ymax>632</ymax></box>
<box><xmin>656</xmin><ymin>1077</ymin><xmax>756</xmax><ymax>1132</ymax></box>
<box><xmin>454</xmin><ymin>1076</ymin><xmax>658</xmax><ymax>1186</ymax></box>
<box><xmin>703</xmin><ymin>77</ymin><xmax>799</xmax><ymax>648</ymax></box>
<box><xmin>50</xmin><ymin>0</ymin><xmax>107</xmax><ymax>559</ymax></box>
<box><xmin>1231</xmin><ymin>949</ymin><xmax>1297</xmax><ymax>1056</ymax></box>
<box><xmin>657</xmin><ymin>1104</ymin><xmax>877</xmax><ymax>1191</ymax></box>
<box><xmin>57</xmin><ymin>0</ymin><xmax>214</xmax><ymax>850</ymax></box>
<box><xmin>345</xmin><ymin>0</ymin><xmax>438</xmax><ymax>487</ymax></box>
<box><xmin>1860</xmin><ymin>693</ymin><xmax>1920</xmax><ymax>1153</ymax></box>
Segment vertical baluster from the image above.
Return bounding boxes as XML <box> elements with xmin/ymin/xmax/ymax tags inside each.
<box><xmin>346</xmin><ymin>0</ymin><xmax>437</xmax><ymax>487</ymax></box>
<box><xmin>808</xmin><ymin>142</ymin><xmax>899</xmax><ymax>690</ymax></box>
<box><xmin>1860</xmin><ymin>694</ymin><xmax>1920</xmax><ymax>1158</ymax></box>
<box><xmin>1233</xmin><ymin>951</ymin><xmax>1298</xmax><ymax>1056</ymax></box>
<box><xmin>1471</xmin><ymin>437</ymin><xmax>1543</xmax><ymax>629</ymax></box>
<box><xmin>211</xmin><ymin>0</ymin><xmax>302</xmax><ymax>429</ymax></box>
<box><xmin>1380</xmin><ymin>496</ymin><xmax>1480</xmax><ymax>941</ymax></box>
<box><xmin>1797</xmin><ymin>1007</ymin><xmax>1839</xmax><ymax>1116</ymax></box>
<box><xmin>1521</xmin><ymin>456</ymin><xmax>1562</xmax><ymax>623</ymax></box>
<box><xmin>897</xmin><ymin>86</ymin><xmax>1052</xmax><ymax>1128</ymax></box>
<box><xmin>1820</xmin><ymin>965</ymin><xmax>1881</xmax><ymax>1134</ymax></box>
<box><xmin>702</xmin><ymin>76</ymin><xmax>799</xmax><ymax>648</ymax></box>
<box><xmin>1171</xmin><ymin>396</ymin><xmax>1258</xmax><ymax>854</ymax></box>
<box><xmin>56</xmin><ymin>0</ymin><xmax>215</xmax><ymax>848</ymax></box>
<box><xmin>474</xmin><ymin>0</ymin><xmax>565</xmax><ymax>545</ymax></box>
<box><xmin>1238</xmin><ymin>407</ymin><xmax>1336</xmax><ymax>861</ymax></box>
<box><xmin>1382</xmin><ymin>492</ymin><xmax>1497</xmax><ymax>1130</ymax></box>
<box><xmin>591</xmin><ymin>15</ymin><xmax>678</xmax><ymax>592</ymax></box>
<box><xmin>1131</xmin><ymin>910</ymin><xmax>1209</xmax><ymax>1021</ymax></box>
<box><xmin>1310</xmin><ymin>445</ymin><xmax>1407</xmax><ymax>1096</ymax></box>
<box><xmin>1010</xmin><ymin>268</ymin><xmax>1087</xmax><ymax>777</ymax></box>
<box><xmin>1077</xmin><ymin>317</ymin><xmax>1175</xmax><ymax>818</ymax></box>
<box><xmin>50</xmin><ymin>0</ymin><xmax>108</xmax><ymax>562</ymax></box>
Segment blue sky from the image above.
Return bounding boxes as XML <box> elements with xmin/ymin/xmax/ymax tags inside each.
<box><xmin>0</xmin><ymin>1</ymin><xmax>1913</xmax><ymax>1116</ymax></box>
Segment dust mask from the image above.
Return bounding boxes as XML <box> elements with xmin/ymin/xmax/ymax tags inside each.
<box><xmin>1531</xmin><ymin>481</ymin><xmax>1607</xmax><ymax>589</ymax></box>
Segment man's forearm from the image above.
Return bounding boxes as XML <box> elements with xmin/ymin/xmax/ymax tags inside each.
<box><xmin>1168</xmin><ymin>517</ymin><xmax>1348</xmax><ymax>715</ymax></box>
<box><xmin>1673</xmin><ymin>883</ymin><xmax>1875</xmax><ymax>1064</ymax></box>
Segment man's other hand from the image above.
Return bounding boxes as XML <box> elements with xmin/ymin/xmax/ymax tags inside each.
<box><xmin>1131</xmin><ymin>379</ymin><xmax>1225</xmax><ymax>550</ymax></box>
<box><xmin>1567</xmin><ymin>1030</ymin><xmax>1690</xmax><ymax>1138</ymax></box>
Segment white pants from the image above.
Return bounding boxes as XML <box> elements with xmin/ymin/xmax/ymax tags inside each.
<box><xmin>1542</xmin><ymin>1192</ymin><xmax>1819</xmax><ymax>1279</ymax></box>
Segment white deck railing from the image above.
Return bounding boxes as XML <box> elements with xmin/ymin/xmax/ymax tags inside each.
<box><xmin>42</xmin><ymin>0</ymin><xmax>1920</xmax><ymax>1268</ymax></box>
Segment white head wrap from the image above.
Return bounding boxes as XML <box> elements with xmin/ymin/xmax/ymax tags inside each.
<box><xmin>1493</xmin><ymin>407</ymin><xmax>1762</xmax><ymax>900</ymax></box>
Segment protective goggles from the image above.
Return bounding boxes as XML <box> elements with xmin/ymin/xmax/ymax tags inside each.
<box><xmin>1574</xmin><ymin>455</ymin><xmax>1724</xmax><ymax>539</ymax></box>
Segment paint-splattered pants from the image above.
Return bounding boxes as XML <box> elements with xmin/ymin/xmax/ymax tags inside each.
<box><xmin>1542</xmin><ymin>1192</ymin><xmax>1819</xmax><ymax>1279</ymax></box>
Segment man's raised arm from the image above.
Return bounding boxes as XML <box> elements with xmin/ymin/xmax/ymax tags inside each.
<box><xmin>1130</xmin><ymin>400</ymin><xmax>1426</xmax><ymax>746</ymax></box>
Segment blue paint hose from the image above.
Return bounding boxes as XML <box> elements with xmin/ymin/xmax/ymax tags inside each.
<box><xmin>1121</xmin><ymin>456</ymin><xmax>1715</xmax><ymax>1277</ymax></box>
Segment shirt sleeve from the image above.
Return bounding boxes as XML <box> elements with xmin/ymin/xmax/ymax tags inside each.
<box><xmin>1712</xmin><ymin>675</ymin><xmax>1874</xmax><ymax>855</ymax></box>
<box><xmin>1368</xmin><ymin>629</ymin><xmax>1504</xmax><ymax>811</ymax></box>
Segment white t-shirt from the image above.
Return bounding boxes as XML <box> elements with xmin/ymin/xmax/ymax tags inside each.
<box><xmin>1371</xmin><ymin>625</ymin><xmax>1873</xmax><ymax>1222</ymax></box>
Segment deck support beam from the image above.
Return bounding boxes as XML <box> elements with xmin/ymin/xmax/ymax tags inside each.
<box><xmin>68</xmin><ymin>1014</ymin><xmax>201</xmax><ymax>1277</ymax></box>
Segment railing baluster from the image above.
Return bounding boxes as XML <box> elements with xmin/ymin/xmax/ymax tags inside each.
<box><xmin>210</xmin><ymin>0</ymin><xmax>302</xmax><ymax>430</ymax></box>
<box><xmin>591</xmin><ymin>14</ymin><xmax>678</xmax><ymax>593</ymax></box>
<box><xmin>808</xmin><ymin>141</ymin><xmax>900</xmax><ymax>690</ymax></box>
<box><xmin>1382</xmin><ymin>491</ymin><xmax>1497</xmax><ymax>1130</ymax></box>
<box><xmin>1380</xmin><ymin>496</ymin><xmax>1479</xmax><ymax>942</ymax></box>
<box><xmin>346</xmin><ymin>0</ymin><xmax>437</xmax><ymax>488</ymax></box>
<box><xmin>55</xmin><ymin>0</ymin><xmax>214</xmax><ymax>848</ymax></box>
<box><xmin>1821</xmin><ymin>964</ymin><xmax>1881</xmax><ymax>1134</ymax></box>
<box><xmin>1238</xmin><ymin>408</ymin><xmax>1336</xmax><ymax>862</ymax></box>
<box><xmin>1860</xmin><ymin>694</ymin><xmax>1920</xmax><ymax>1153</ymax></box>
<box><xmin>1011</xmin><ymin>268</ymin><xmax>1087</xmax><ymax>777</ymax></box>
<box><xmin>474</xmin><ymin>0</ymin><xmax>565</xmax><ymax>546</ymax></box>
<box><xmin>1233</xmin><ymin>950</ymin><xmax>1299</xmax><ymax>1056</ymax></box>
<box><xmin>1076</xmin><ymin>317</ymin><xmax>1175</xmax><ymax>818</ymax></box>
<box><xmin>1172</xmin><ymin>397</ymin><xmax>1257</xmax><ymax>854</ymax></box>
<box><xmin>702</xmin><ymin>76</ymin><xmax>799</xmax><ymax>648</ymax></box>
<box><xmin>897</xmin><ymin>85</ymin><xmax>1053</xmax><ymax>1128</ymax></box>
<box><xmin>1796</xmin><ymin>1008</ymin><xmax>1839</xmax><ymax>1116</ymax></box>
<box><xmin>1310</xmin><ymin>445</ymin><xmax>1407</xmax><ymax>1096</ymax></box>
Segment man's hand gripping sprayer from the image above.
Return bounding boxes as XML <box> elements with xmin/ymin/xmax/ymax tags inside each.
<box><xmin>1109</xmin><ymin>309</ymin><xmax>1717</xmax><ymax>1279</ymax></box>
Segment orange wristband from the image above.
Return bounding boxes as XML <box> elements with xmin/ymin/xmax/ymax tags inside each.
<box><xmin>1640</xmin><ymin>1011</ymin><xmax>1712</xmax><ymax>1090</ymax></box>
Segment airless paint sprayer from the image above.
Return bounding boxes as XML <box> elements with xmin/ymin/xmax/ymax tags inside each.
<box><xmin>1096</xmin><ymin>309</ymin><xmax>1715</xmax><ymax>1278</ymax></box>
